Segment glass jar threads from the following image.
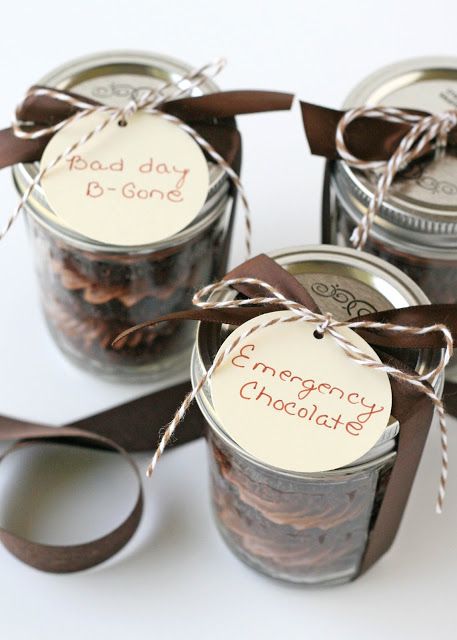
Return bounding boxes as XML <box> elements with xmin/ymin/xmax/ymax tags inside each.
<box><xmin>192</xmin><ymin>245</ymin><xmax>441</xmax><ymax>585</ymax></box>
<box><xmin>13</xmin><ymin>50</ymin><xmax>236</xmax><ymax>379</ymax></box>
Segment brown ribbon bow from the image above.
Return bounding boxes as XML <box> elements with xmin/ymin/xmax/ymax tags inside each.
<box><xmin>120</xmin><ymin>254</ymin><xmax>457</xmax><ymax>576</ymax></box>
<box><xmin>299</xmin><ymin>101</ymin><xmax>457</xmax><ymax>161</ymax></box>
<box><xmin>0</xmin><ymin>87</ymin><xmax>294</xmax><ymax>173</ymax></box>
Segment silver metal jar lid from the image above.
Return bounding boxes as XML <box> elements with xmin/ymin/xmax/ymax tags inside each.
<box><xmin>12</xmin><ymin>50</ymin><xmax>229</xmax><ymax>252</ymax></box>
<box><xmin>192</xmin><ymin>244</ymin><xmax>443</xmax><ymax>476</ymax></box>
<box><xmin>335</xmin><ymin>56</ymin><xmax>457</xmax><ymax>246</ymax></box>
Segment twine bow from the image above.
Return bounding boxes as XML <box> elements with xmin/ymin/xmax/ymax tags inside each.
<box><xmin>336</xmin><ymin>106</ymin><xmax>457</xmax><ymax>249</ymax></box>
<box><xmin>3</xmin><ymin>58</ymin><xmax>253</xmax><ymax>256</ymax></box>
<box><xmin>115</xmin><ymin>261</ymin><xmax>454</xmax><ymax>513</ymax></box>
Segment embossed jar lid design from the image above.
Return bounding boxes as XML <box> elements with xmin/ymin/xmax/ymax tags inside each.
<box><xmin>334</xmin><ymin>57</ymin><xmax>457</xmax><ymax>245</ymax></box>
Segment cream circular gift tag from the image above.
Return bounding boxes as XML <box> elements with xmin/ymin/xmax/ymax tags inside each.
<box><xmin>40</xmin><ymin>111</ymin><xmax>209</xmax><ymax>246</ymax></box>
<box><xmin>211</xmin><ymin>311</ymin><xmax>392</xmax><ymax>472</ymax></box>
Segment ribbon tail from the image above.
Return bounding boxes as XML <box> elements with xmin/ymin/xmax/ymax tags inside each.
<box><xmin>112</xmin><ymin>306</ymin><xmax>278</xmax><ymax>346</ymax></box>
<box><xmin>300</xmin><ymin>100</ymin><xmax>422</xmax><ymax>161</ymax></box>
<box><xmin>0</xmin><ymin>127</ymin><xmax>52</xmax><ymax>169</ymax></box>
<box><xmin>164</xmin><ymin>90</ymin><xmax>295</xmax><ymax>121</ymax></box>
<box><xmin>352</xmin><ymin>304</ymin><xmax>457</xmax><ymax>349</ymax></box>
<box><xmin>300</xmin><ymin>102</ymin><xmax>346</xmax><ymax>159</ymax></box>
<box><xmin>360</xmin><ymin>358</ymin><xmax>435</xmax><ymax>573</ymax></box>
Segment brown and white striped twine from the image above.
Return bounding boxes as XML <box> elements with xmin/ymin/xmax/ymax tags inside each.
<box><xmin>3</xmin><ymin>58</ymin><xmax>252</xmax><ymax>257</ymax></box>
<box><xmin>335</xmin><ymin>106</ymin><xmax>457</xmax><ymax>250</ymax></box>
<box><xmin>146</xmin><ymin>276</ymin><xmax>453</xmax><ymax>513</ymax></box>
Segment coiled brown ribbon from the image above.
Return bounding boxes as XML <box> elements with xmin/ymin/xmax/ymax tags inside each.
<box><xmin>0</xmin><ymin>381</ymin><xmax>204</xmax><ymax>573</ymax></box>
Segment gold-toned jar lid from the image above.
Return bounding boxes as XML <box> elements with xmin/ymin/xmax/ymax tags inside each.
<box><xmin>12</xmin><ymin>50</ymin><xmax>229</xmax><ymax>251</ymax></box>
<box><xmin>336</xmin><ymin>57</ymin><xmax>457</xmax><ymax>244</ymax></box>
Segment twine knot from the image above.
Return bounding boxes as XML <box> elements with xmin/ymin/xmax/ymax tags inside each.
<box><xmin>116</xmin><ymin>56</ymin><xmax>229</xmax><ymax>125</ymax></box>
<box><xmin>314</xmin><ymin>311</ymin><xmax>334</xmax><ymax>336</ymax></box>
<box><xmin>436</xmin><ymin>110</ymin><xmax>457</xmax><ymax>149</ymax></box>
<box><xmin>119</xmin><ymin>97</ymin><xmax>141</xmax><ymax>122</ymax></box>
<box><xmin>335</xmin><ymin>106</ymin><xmax>457</xmax><ymax>250</ymax></box>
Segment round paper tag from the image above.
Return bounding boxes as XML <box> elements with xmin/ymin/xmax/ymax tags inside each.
<box><xmin>40</xmin><ymin>111</ymin><xmax>209</xmax><ymax>246</ymax></box>
<box><xmin>211</xmin><ymin>311</ymin><xmax>392</xmax><ymax>473</ymax></box>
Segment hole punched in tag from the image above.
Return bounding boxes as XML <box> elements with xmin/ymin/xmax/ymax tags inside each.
<box><xmin>118</xmin><ymin>119</ymin><xmax>128</xmax><ymax>127</ymax></box>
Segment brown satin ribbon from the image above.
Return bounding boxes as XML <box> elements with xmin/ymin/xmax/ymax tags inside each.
<box><xmin>0</xmin><ymin>87</ymin><xmax>294</xmax><ymax>171</ymax></box>
<box><xmin>124</xmin><ymin>253</ymin><xmax>457</xmax><ymax>577</ymax></box>
<box><xmin>0</xmin><ymin>380</ymin><xmax>205</xmax><ymax>572</ymax></box>
<box><xmin>0</xmin><ymin>88</ymin><xmax>294</xmax><ymax>573</ymax></box>
<box><xmin>299</xmin><ymin>101</ymin><xmax>457</xmax><ymax>161</ymax></box>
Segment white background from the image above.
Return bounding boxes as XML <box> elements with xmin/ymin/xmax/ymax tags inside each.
<box><xmin>0</xmin><ymin>1</ymin><xmax>457</xmax><ymax>638</ymax></box>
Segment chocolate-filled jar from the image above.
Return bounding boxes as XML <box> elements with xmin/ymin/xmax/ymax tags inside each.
<box><xmin>192</xmin><ymin>246</ymin><xmax>442</xmax><ymax>585</ymax></box>
<box><xmin>321</xmin><ymin>56</ymin><xmax>457</xmax><ymax>382</ymax></box>
<box><xmin>13</xmin><ymin>51</ymin><xmax>237</xmax><ymax>379</ymax></box>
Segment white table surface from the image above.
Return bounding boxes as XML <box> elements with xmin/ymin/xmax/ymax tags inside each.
<box><xmin>0</xmin><ymin>1</ymin><xmax>456</xmax><ymax>637</ymax></box>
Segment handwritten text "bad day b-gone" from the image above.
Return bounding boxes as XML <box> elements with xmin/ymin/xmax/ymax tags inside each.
<box><xmin>66</xmin><ymin>155</ymin><xmax>190</xmax><ymax>203</ymax></box>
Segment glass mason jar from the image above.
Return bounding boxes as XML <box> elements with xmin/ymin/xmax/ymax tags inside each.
<box><xmin>321</xmin><ymin>56</ymin><xmax>457</xmax><ymax>382</ymax></box>
<box><xmin>192</xmin><ymin>245</ymin><xmax>442</xmax><ymax>585</ymax></box>
<box><xmin>13</xmin><ymin>51</ymin><xmax>237</xmax><ymax>380</ymax></box>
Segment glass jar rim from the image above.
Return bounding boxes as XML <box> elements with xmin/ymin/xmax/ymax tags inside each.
<box><xmin>332</xmin><ymin>165</ymin><xmax>457</xmax><ymax>254</ymax></box>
